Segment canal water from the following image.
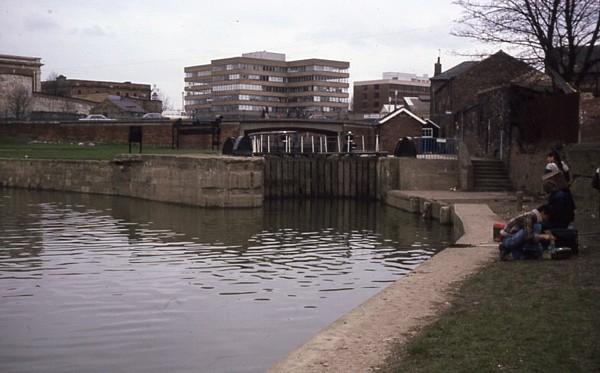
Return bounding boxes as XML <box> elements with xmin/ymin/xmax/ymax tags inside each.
<box><xmin>0</xmin><ymin>188</ymin><xmax>453</xmax><ymax>373</ymax></box>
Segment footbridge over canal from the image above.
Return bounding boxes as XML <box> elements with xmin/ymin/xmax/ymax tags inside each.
<box><xmin>237</xmin><ymin>118</ymin><xmax>375</xmax><ymax>137</ymax></box>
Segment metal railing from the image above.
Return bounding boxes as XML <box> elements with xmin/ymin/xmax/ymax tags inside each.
<box><xmin>247</xmin><ymin>133</ymin><xmax>457</xmax><ymax>158</ymax></box>
<box><xmin>249</xmin><ymin>133</ymin><xmax>381</xmax><ymax>155</ymax></box>
<box><xmin>413</xmin><ymin>137</ymin><xmax>458</xmax><ymax>159</ymax></box>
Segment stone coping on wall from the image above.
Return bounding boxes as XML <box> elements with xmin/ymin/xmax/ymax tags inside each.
<box><xmin>269</xmin><ymin>190</ymin><xmax>501</xmax><ymax>372</ymax></box>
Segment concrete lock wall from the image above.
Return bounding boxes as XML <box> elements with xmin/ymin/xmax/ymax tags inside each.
<box><xmin>0</xmin><ymin>155</ymin><xmax>264</xmax><ymax>208</ymax></box>
<box><xmin>379</xmin><ymin>157</ymin><xmax>459</xmax><ymax>192</ymax></box>
<box><xmin>1</xmin><ymin>154</ymin><xmax>460</xmax><ymax>208</ymax></box>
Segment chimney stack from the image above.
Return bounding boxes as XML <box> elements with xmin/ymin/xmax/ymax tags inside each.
<box><xmin>434</xmin><ymin>57</ymin><xmax>442</xmax><ymax>77</ymax></box>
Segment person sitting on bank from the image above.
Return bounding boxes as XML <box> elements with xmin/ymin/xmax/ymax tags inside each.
<box><xmin>544</xmin><ymin>150</ymin><xmax>571</xmax><ymax>184</ymax></box>
<box><xmin>542</xmin><ymin>171</ymin><xmax>576</xmax><ymax>230</ymax></box>
<box><xmin>499</xmin><ymin>205</ymin><xmax>555</xmax><ymax>261</ymax></box>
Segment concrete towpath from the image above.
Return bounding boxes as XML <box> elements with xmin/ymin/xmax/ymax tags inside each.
<box><xmin>269</xmin><ymin>191</ymin><xmax>505</xmax><ymax>373</ymax></box>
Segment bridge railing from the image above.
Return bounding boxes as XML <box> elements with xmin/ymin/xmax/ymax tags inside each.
<box><xmin>248</xmin><ymin>133</ymin><xmax>457</xmax><ymax>159</ymax></box>
<box><xmin>249</xmin><ymin>133</ymin><xmax>381</xmax><ymax>155</ymax></box>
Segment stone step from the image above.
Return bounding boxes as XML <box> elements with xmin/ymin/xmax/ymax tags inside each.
<box><xmin>473</xmin><ymin>166</ymin><xmax>508</xmax><ymax>172</ymax></box>
<box><xmin>475</xmin><ymin>175</ymin><xmax>511</xmax><ymax>181</ymax></box>
<box><xmin>474</xmin><ymin>171</ymin><xmax>509</xmax><ymax>176</ymax></box>
<box><xmin>472</xmin><ymin>159</ymin><xmax>511</xmax><ymax>191</ymax></box>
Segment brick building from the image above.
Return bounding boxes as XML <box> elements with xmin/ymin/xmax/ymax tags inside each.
<box><xmin>353</xmin><ymin>72</ymin><xmax>430</xmax><ymax>115</ymax></box>
<box><xmin>0</xmin><ymin>54</ymin><xmax>43</xmax><ymax>119</ymax></box>
<box><xmin>0</xmin><ymin>54</ymin><xmax>43</xmax><ymax>92</ymax></box>
<box><xmin>42</xmin><ymin>75</ymin><xmax>152</xmax><ymax>103</ymax></box>
<box><xmin>430</xmin><ymin>51</ymin><xmax>579</xmax><ymax>159</ymax></box>
<box><xmin>376</xmin><ymin>107</ymin><xmax>435</xmax><ymax>153</ymax></box>
<box><xmin>430</xmin><ymin>51</ymin><xmax>534</xmax><ymax>138</ymax></box>
<box><xmin>184</xmin><ymin>51</ymin><xmax>350</xmax><ymax>119</ymax></box>
<box><xmin>90</xmin><ymin>95</ymin><xmax>162</xmax><ymax>119</ymax></box>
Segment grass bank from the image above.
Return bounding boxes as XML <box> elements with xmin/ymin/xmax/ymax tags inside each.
<box><xmin>381</xmin><ymin>232</ymin><xmax>600</xmax><ymax>372</ymax></box>
<box><xmin>0</xmin><ymin>138</ymin><xmax>216</xmax><ymax>160</ymax></box>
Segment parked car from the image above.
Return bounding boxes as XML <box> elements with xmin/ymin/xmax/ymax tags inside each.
<box><xmin>161</xmin><ymin>110</ymin><xmax>190</xmax><ymax>120</ymax></box>
<box><xmin>78</xmin><ymin>114</ymin><xmax>114</xmax><ymax>121</ymax></box>
<box><xmin>142</xmin><ymin>112</ymin><xmax>165</xmax><ymax>120</ymax></box>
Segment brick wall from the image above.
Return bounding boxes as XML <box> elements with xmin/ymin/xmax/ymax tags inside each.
<box><xmin>0</xmin><ymin>121</ymin><xmax>176</xmax><ymax>146</ymax></box>
<box><xmin>580</xmin><ymin>94</ymin><xmax>600</xmax><ymax>143</ymax></box>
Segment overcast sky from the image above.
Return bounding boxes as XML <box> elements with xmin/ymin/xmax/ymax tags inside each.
<box><xmin>1</xmin><ymin>0</ymin><xmax>488</xmax><ymax>110</ymax></box>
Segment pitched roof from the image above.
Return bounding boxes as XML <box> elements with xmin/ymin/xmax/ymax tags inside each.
<box><xmin>106</xmin><ymin>95</ymin><xmax>146</xmax><ymax>113</ymax></box>
<box><xmin>402</xmin><ymin>96</ymin><xmax>429</xmax><ymax>113</ymax></box>
<box><xmin>431</xmin><ymin>61</ymin><xmax>478</xmax><ymax>81</ymax></box>
<box><xmin>431</xmin><ymin>50</ymin><xmax>531</xmax><ymax>81</ymax></box>
<box><xmin>425</xmin><ymin>119</ymin><xmax>440</xmax><ymax>128</ymax></box>
<box><xmin>379</xmin><ymin>107</ymin><xmax>426</xmax><ymax>125</ymax></box>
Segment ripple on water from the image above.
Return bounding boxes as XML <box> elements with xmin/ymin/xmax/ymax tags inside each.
<box><xmin>0</xmin><ymin>190</ymin><xmax>452</xmax><ymax>373</ymax></box>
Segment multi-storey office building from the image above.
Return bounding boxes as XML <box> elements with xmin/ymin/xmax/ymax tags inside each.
<box><xmin>184</xmin><ymin>51</ymin><xmax>349</xmax><ymax>119</ymax></box>
<box><xmin>353</xmin><ymin>72</ymin><xmax>430</xmax><ymax>114</ymax></box>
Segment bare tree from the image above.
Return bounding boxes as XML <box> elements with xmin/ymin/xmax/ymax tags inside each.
<box><xmin>46</xmin><ymin>71</ymin><xmax>60</xmax><ymax>81</ymax></box>
<box><xmin>453</xmin><ymin>0</ymin><xmax>600</xmax><ymax>88</ymax></box>
<box><xmin>151</xmin><ymin>85</ymin><xmax>173</xmax><ymax>111</ymax></box>
<box><xmin>6</xmin><ymin>85</ymin><xmax>32</xmax><ymax>120</ymax></box>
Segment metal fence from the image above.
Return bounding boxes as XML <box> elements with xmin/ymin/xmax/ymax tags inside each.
<box><xmin>248</xmin><ymin>133</ymin><xmax>457</xmax><ymax>159</ymax></box>
<box><xmin>249</xmin><ymin>132</ymin><xmax>380</xmax><ymax>155</ymax></box>
<box><xmin>413</xmin><ymin>137</ymin><xmax>458</xmax><ymax>159</ymax></box>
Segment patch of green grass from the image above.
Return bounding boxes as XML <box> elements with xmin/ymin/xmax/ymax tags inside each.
<box><xmin>381</xmin><ymin>243</ymin><xmax>600</xmax><ymax>372</ymax></box>
<box><xmin>0</xmin><ymin>138</ymin><xmax>217</xmax><ymax>160</ymax></box>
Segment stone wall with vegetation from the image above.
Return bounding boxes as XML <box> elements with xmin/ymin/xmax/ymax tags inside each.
<box><xmin>0</xmin><ymin>155</ymin><xmax>264</xmax><ymax>208</ymax></box>
<box><xmin>508</xmin><ymin>142</ymin><xmax>600</xmax><ymax>211</ymax></box>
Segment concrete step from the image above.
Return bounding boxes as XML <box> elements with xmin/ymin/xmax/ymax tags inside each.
<box><xmin>475</xmin><ymin>176</ymin><xmax>511</xmax><ymax>182</ymax></box>
<box><xmin>474</xmin><ymin>172</ymin><xmax>509</xmax><ymax>177</ymax></box>
<box><xmin>472</xmin><ymin>159</ymin><xmax>511</xmax><ymax>191</ymax></box>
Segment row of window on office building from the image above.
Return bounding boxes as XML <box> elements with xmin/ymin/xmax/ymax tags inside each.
<box><xmin>205</xmin><ymin>105</ymin><xmax>340</xmax><ymax>113</ymax></box>
<box><xmin>185</xmin><ymin>74</ymin><xmax>349</xmax><ymax>84</ymax></box>
<box><xmin>185</xmin><ymin>95</ymin><xmax>349</xmax><ymax>105</ymax></box>
<box><xmin>185</xmin><ymin>84</ymin><xmax>348</xmax><ymax>94</ymax></box>
<box><xmin>185</xmin><ymin>64</ymin><xmax>347</xmax><ymax>76</ymax></box>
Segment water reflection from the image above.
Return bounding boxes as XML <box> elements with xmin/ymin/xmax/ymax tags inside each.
<box><xmin>0</xmin><ymin>187</ymin><xmax>453</xmax><ymax>373</ymax></box>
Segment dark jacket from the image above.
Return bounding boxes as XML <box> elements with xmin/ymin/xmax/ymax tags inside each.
<box><xmin>544</xmin><ymin>189</ymin><xmax>575</xmax><ymax>229</ymax></box>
